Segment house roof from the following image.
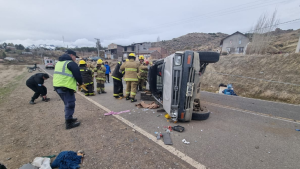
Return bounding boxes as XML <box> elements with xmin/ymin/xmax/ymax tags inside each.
<box><xmin>220</xmin><ymin>31</ymin><xmax>248</xmax><ymax>45</ymax></box>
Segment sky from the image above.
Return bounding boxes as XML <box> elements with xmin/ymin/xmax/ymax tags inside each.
<box><xmin>0</xmin><ymin>0</ymin><xmax>299</xmax><ymax>47</ymax></box>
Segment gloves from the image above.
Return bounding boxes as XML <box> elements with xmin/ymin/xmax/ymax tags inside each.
<box><xmin>78</xmin><ymin>84</ymin><xmax>88</xmax><ymax>91</ymax></box>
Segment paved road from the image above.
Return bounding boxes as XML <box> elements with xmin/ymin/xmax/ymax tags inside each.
<box><xmin>42</xmin><ymin>65</ymin><xmax>300</xmax><ymax>169</ymax></box>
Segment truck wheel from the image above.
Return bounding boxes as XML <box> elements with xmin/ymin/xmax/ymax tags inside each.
<box><xmin>198</xmin><ymin>52</ymin><xmax>220</xmax><ymax>63</ymax></box>
<box><xmin>191</xmin><ymin>112</ymin><xmax>210</xmax><ymax>121</ymax></box>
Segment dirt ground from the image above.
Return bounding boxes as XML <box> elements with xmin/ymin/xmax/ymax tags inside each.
<box><xmin>0</xmin><ymin>64</ymin><xmax>27</xmax><ymax>87</ymax></box>
<box><xmin>0</xmin><ymin>68</ymin><xmax>193</xmax><ymax>169</ymax></box>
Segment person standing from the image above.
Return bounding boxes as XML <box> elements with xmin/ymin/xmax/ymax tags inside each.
<box><xmin>26</xmin><ymin>73</ymin><xmax>50</xmax><ymax>104</ymax></box>
<box><xmin>79</xmin><ymin>60</ymin><xmax>95</xmax><ymax>96</ymax></box>
<box><xmin>53</xmin><ymin>50</ymin><xmax>82</xmax><ymax>129</ymax></box>
<box><xmin>137</xmin><ymin>55</ymin><xmax>145</xmax><ymax>91</ymax></box>
<box><xmin>104</xmin><ymin>61</ymin><xmax>111</xmax><ymax>83</ymax></box>
<box><xmin>120</xmin><ymin>53</ymin><xmax>139</xmax><ymax>102</ymax></box>
<box><xmin>112</xmin><ymin>60</ymin><xmax>125</xmax><ymax>99</ymax></box>
<box><xmin>95</xmin><ymin>59</ymin><xmax>106</xmax><ymax>94</ymax></box>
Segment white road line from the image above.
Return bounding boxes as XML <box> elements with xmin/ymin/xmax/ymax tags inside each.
<box><xmin>41</xmin><ymin>67</ymin><xmax>206</xmax><ymax>169</ymax></box>
<box><xmin>203</xmin><ymin>101</ymin><xmax>300</xmax><ymax>125</ymax></box>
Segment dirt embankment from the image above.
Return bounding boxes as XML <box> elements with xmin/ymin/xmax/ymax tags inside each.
<box><xmin>201</xmin><ymin>53</ymin><xmax>300</xmax><ymax>104</ymax></box>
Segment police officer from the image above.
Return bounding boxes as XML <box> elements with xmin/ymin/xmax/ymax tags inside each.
<box><xmin>95</xmin><ymin>59</ymin><xmax>106</xmax><ymax>94</ymax></box>
<box><xmin>79</xmin><ymin>60</ymin><xmax>95</xmax><ymax>96</ymax></box>
<box><xmin>120</xmin><ymin>53</ymin><xmax>139</xmax><ymax>102</ymax></box>
<box><xmin>112</xmin><ymin>60</ymin><xmax>125</xmax><ymax>99</ymax></box>
<box><xmin>53</xmin><ymin>50</ymin><xmax>82</xmax><ymax>130</ymax></box>
<box><xmin>26</xmin><ymin>73</ymin><xmax>50</xmax><ymax>104</ymax></box>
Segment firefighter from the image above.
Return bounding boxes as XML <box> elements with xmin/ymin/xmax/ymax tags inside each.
<box><xmin>95</xmin><ymin>59</ymin><xmax>106</xmax><ymax>94</ymax></box>
<box><xmin>120</xmin><ymin>53</ymin><xmax>139</xmax><ymax>102</ymax></box>
<box><xmin>79</xmin><ymin>60</ymin><xmax>95</xmax><ymax>96</ymax></box>
<box><xmin>137</xmin><ymin>57</ymin><xmax>148</xmax><ymax>91</ymax></box>
<box><xmin>112</xmin><ymin>60</ymin><xmax>125</xmax><ymax>99</ymax></box>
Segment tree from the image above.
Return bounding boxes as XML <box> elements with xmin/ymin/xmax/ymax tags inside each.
<box><xmin>5</xmin><ymin>48</ymin><xmax>11</xmax><ymax>52</ymax></box>
<box><xmin>3</xmin><ymin>43</ymin><xmax>7</xmax><ymax>48</ymax></box>
<box><xmin>7</xmin><ymin>43</ymin><xmax>14</xmax><ymax>46</ymax></box>
<box><xmin>247</xmin><ymin>10</ymin><xmax>279</xmax><ymax>54</ymax></box>
<box><xmin>25</xmin><ymin>48</ymin><xmax>31</xmax><ymax>52</ymax></box>
<box><xmin>15</xmin><ymin>44</ymin><xmax>25</xmax><ymax>50</ymax></box>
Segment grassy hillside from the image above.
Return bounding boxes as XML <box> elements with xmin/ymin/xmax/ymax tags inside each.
<box><xmin>201</xmin><ymin>53</ymin><xmax>300</xmax><ymax>104</ymax></box>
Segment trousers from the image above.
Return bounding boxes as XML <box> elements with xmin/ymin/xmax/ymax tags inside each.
<box><xmin>113</xmin><ymin>79</ymin><xmax>123</xmax><ymax>97</ymax></box>
<box><xmin>125</xmin><ymin>81</ymin><xmax>137</xmax><ymax>98</ymax></box>
<box><xmin>84</xmin><ymin>83</ymin><xmax>94</xmax><ymax>96</ymax></box>
<box><xmin>138</xmin><ymin>79</ymin><xmax>146</xmax><ymax>91</ymax></box>
<box><xmin>26</xmin><ymin>84</ymin><xmax>47</xmax><ymax>100</ymax></box>
<box><xmin>55</xmin><ymin>88</ymin><xmax>76</xmax><ymax>120</ymax></box>
<box><xmin>105</xmin><ymin>74</ymin><xmax>110</xmax><ymax>82</ymax></box>
<box><xmin>96</xmin><ymin>80</ymin><xmax>105</xmax><ymax>92</ymax></box>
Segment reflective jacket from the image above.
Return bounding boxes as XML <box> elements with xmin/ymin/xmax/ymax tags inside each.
<box><xmin>137</xmin><ymin>64</ymin><xmax>148</xmax><ymax>80</ymax></box>
<box><xmin>112</xmin><ymin>61</ymin><xmax>124</xmax><ymax>81</ymax></box>
<box><xmin>95</xmin><ymin>65</ymin><xmax>106</xmax><ymax>81</ymax></box>
<box><xmin>79</xmin><ymin>66</ymin><xmax>93</xmax><ymax>84</ymax></box>
<box><xmin>53</xmin><ymin>60</ymin><xmax>77</xmax><ymax>91</ymax></box>
<box><xmin>120</xmin><ymin>59</ymin><xmax>139</xmax><ymax>81</ymax></box>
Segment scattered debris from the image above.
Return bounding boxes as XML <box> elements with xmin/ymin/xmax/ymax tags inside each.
<box><xmin>132</xmin><ymin>129</ymin><xmax>136</xmax><ymax>133</ymax></box>
<box><xmin>295</xmin><ymin>129</ymin><xmax>300</xmax><ymax>131</ymax></box>
<box><xmin>182</xmin><ymin>139</ymin><xmax>190</xmax><ymax>144</ymax></box>
<box><xmin>6</xmin><ymin>157</ymin><xmax>11</xmax><ymax>160</ymax></box>
<box><xmin>135</xmin><ymin>101</ymin><xmax>160</xmax><ymax>109</ymax></box>
<box><xmin>164</xmin><ymin>114</ymin><xmax>171</xmax><ymax>119</ymax></box>
<box><xmin>157</xmin><ymin>114</ymin><xmax>161</xmax><ymax>117</ymax></box>
<box><xmin>157</xmin><ymin>109</ymin><xmax>166</xmax><ymax>112</ymax></box>
<box><xmin>172</xmin><ymin>125</ymin><xmax>185</xmax><ymax>132</ymax></box>
<box><xmin>162</xmin><ymin>133</ymin><xmax>173</xmax><ymax>145</ymax></box>
<box><xmin>19</xmin><ymin>163</ymin><xmax>37</xmax><ymax>169</ymax></box>
<box><xmin>104</xmin><ymin>110</ymin><xmax>130</xmax><ymax>116</ymax></box>
<box><xmin>32</xmin><ymin>157</ymin><xmax>51</xmax><ymax>168</ymax></box>
<box><xmin>51</xmin><ymin>151</ymin><xmax>82</xmax><ymax>169</ymax></box>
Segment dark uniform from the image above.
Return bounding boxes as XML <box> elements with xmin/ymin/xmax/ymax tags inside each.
<box><xmin>79</xmin><ymin>66</ymin><xmax>94</xmax><ymax>96</ymax></box>
<box><xmin>26</xmin><ymin>73</ymin><xmax>48</xmax><ymax>103</ymax></box>
<box><xmin>112</xmin><ymin>61</ymin><xmax>125</xmax><ymax>98</ymax></box>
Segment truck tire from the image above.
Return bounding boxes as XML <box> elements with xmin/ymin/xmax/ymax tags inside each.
<box><xmin>191</xmin><ymin>112</ymin><xmax>210</xmax><ymax>121</ymax></box>
<box><xmin>198</xmin><ymin>52</ymin><xmax>220</xmax><ymax>63</ymax></box>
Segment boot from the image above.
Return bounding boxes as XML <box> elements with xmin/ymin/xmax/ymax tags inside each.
<box><xmin>29</xmin><ymin>100</ymin><xmax>36</xmax><ymax>104</ymax></box>
<box><xmin>101</xmin><ymin>91</ymin><xmax>107</xmax><ymax>94</ymax></box>
<box><xmin>98</xmin><ymin>91</ymin><xmax>101</xmax><ymax>94</ymax></box>
<box><xmin>131</xmin><ymin>98</ymin><xmax>137</xmax><ymax>102</ymax></box>
<box><xmin>66</xmin><ymin>119</ymin><xmax>80</xmax><ymax>130</ymax></box>
<box><xmin>69</xmin><ymin>118</ymin><xmax>78</xmax><ymax>122</ymax></box>
<box><xmin>126</xmin><ymin>96</ymin><xmax>130</xmax><ymax>100</ymax></box>
<box><xmin>42</xmin><ymin>97</ymin><xmax>50</xmax><ymax>102</ymax></box>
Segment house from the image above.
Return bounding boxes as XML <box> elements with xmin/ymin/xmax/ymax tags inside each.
<box><xmin>148</xmin><ymin>47</ymin><xmax>168</xmax><ymax>58</ymax></box>
<box><xmin>4</xmin><ymin>57</ymin><xmax>16</xmax><ymax>61</ymax></box>
<box><xmin>105</xmin><ymin>43</ymin><xmax>124</xmax><ymax>60</ymax></box>
<box><xmin>122</xmin><ymin>42</ymin><xmax>152</xmax><ymax>60</ymax></box>
<box><xmin>220</xmin><ymin>31</ymin><xmax>250</xmax><ymax>54</ymax></box>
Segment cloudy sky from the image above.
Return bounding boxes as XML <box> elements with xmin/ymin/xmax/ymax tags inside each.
<box><xmin>0</xmin><ymin>0</ymin><xmax>299</xmax><ymax>47</ymax></box>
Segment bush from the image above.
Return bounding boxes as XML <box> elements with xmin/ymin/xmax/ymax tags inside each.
<box><xmin>5</xmin><ymin>48</ymin><xmax>11</xmax><ymax>52</ymax></box>
<box><xmin>2</xmin><ymin>52</ymin><xmax>6</xmax><ymax>58</ymax></box>
<box><xmin>222</xmin><ymin>52</ymin><xmax>228</xmax><ymax>55</ymax></box>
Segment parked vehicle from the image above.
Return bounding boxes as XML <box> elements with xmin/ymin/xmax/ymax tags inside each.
<box><xmin>44</xmin><ymin>59</ymin><xmax>55</xmax><ymax>69</ymax></box>
<box><xmin>148</xmin><ymin>51</ymin><xmax>220</xmax><ymax>122</ymax></box>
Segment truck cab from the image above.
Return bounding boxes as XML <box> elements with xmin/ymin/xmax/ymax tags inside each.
<box><xmin>148</xmin><ymin>51</ymin><xmax>220</xmax><ymax>122</ymax></box>
<box><xmin>44</xmin><ymin>59</ymin><xmax>55</xmax><ymax>69</ymax></box>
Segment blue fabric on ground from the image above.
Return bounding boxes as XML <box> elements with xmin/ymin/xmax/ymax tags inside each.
<box><xmin>51</xmin><ymin>151</ymin><xmax>81</xmax><ymax>169</ymax></box>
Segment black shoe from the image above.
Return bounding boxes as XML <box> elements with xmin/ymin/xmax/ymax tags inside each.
<box><xmin>66</xmin><ymin>119</ymin><xmax>80</xmax><ymax>130</ymax></box>
<box><xmin>131</xmin><ymin>99</ymin><xmax>137</xmax><ymax>103</ymax></box>
<box><xmin>98</xmin><ymin>92</ymin><xmax>101</xmax><ymax>94</ymax></box>
<box><xmin>126</xmin><ymin>96</ymin><xmax>130</xmax><ymax>100</ymax></box>
<box><xmin>29</xmin><ymin>100</ymin><xmax>35</xmax><ymax>104</ymax></box>
<box><xmin>42</xmin><ymin>97</ymin><xmax>50</xmax><ymax>102</ymax></box>
<box><xmin>102</xmin><ymin>91</ymin><xmax>107</xmax><ymax>93</ymax></box>
<box><xmin>69</xmin><ymin>118</ymin><xmax>78</xmax><ymax>122</ymax></box>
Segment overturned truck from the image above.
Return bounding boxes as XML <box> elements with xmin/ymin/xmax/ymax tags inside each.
<box><xmin>148</xmin><ymin>51</ymin><xmax>220</xmax><ymax>122</ymax></box>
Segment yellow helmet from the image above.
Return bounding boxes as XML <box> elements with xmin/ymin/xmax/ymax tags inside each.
<box><xmin>126</xmin><ymin>59</ymin><xmax>129</xmax><ymax>61</ymax></box>
<box><xmin>129</xmin><ymin>53</ymin><xmax>135</xmax><ymax>57</ymax></box>
<box><xmin>97</xmin><ymin>59</ymin><xmax>103</xmax><ymax>64</ymax></box>
<box><xmin>139</xmin><ymin>55</ymin><xmax>144</xmax><ymax>60</ymax></box>
<box><xmin>79</xmin><ymin>60</ymin><xmax>86</xmax><ymax>65</ymax></box>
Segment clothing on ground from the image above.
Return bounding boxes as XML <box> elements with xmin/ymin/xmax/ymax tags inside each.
<box><xmin>104</xmin><ymin>110</ymin><xmax>130</xmax><ymax>116</ymax></box>
<box><xmin>135</xmin><ymin>101</ymin><xmax>160</xmax><ymax>109</ymax></box>
<box><xmin>51</xmin><ymin>151</ymin><xmax>82</xmax><ymax>169</ymax></box>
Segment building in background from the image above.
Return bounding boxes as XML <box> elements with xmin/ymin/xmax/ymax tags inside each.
<box><xmin>105</xmin><ymin>43</ymin><xmax>124</xmax><ymax>60</ymax></box>
<box><xmin>220</xmin><ymin>31</ymin><xmax>250</xmax><ymax>54</ymax></box>
<box><xmin>148</xmin><ymin>47</ymin><xmax>168</xmax><ymax>58</ymax></box>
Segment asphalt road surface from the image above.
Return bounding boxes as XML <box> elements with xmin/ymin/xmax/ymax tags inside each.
<box><xmin>42</xmin><ymin>65</ymin><xmax>300</xmax><ymax>169</ymax></box>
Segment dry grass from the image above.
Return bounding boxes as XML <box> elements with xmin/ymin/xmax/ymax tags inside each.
<box><xmin>201</xmin><ymin>53</ymin><xmax>300</xmax><ymax>104</ymax></box>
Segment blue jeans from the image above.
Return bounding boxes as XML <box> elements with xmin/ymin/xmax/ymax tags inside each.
<box><xmin>55</xmin><ymin>88</ymin><xmax>76</xmax><ymax>120</ymax></box>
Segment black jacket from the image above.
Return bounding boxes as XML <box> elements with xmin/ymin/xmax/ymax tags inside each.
<box><xmin>26</xmin><ymin>73</ymin><xmax>47</xmax><ymax>96</ymax></box>
<box><xmin>58</xmin><ymin>54</ymin><xmax>83</xmax><ymax>85</ymax></box>
<box><xmin>112</xmin><ymin>61</ymin><xmax>124</xmax><ymax>80</ymax></box>
<box><xmin>79</xmin><ymin>65</ymin><xmax>93</xmax><ymax>84</ymax></box>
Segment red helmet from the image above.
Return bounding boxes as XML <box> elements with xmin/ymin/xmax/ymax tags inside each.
<box><xmin>145</xmin><ymin>61</ymin><xmax>149</xmax><ymax>65</ymax></box>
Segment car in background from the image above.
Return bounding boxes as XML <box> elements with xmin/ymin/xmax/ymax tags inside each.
<box><xmin>148</xmin><ymin>51</ymin><xmax>220</xmax><ymax>122</ymax></box>
<box><xmin>44</xmin><ymin>59</ymin><xmax>55</xmax><ymax>69</ymax></box>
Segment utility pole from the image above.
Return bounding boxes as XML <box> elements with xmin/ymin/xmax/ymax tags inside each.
<box><xmin>95</xmin><ymin>38</ymin><xmax>101</xmax><ymax>57</ymax></box>
<box><xmin>296</xmin><ymin>34</ymin><xmax>300</xmax><ymax>53</ymax></box>
<box><xmin>62</xmin><ymin>36</ymin><xmax>65</xmax><ymax>48</ymax></box>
